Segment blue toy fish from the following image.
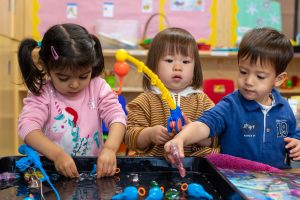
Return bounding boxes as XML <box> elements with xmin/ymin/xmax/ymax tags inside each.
<box><xmin>111</xmin><ymin>186</ymin><xmax>138</xmax><ymax>200</ymax></box>
<box><xmin>187</xmin><ymin>183</ymin><xmax>212</xmax><ymax>200</ymax></box>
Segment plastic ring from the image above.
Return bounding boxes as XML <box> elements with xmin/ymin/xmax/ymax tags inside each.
<box><xmin>181</xmin><ymin>183</ymin><xmax>188</xmax><ymax>191</ymax></box>
<box><xmin>160</xmin><ymin>186</ymin><xmax>165</xmax><ymax>193</ymax></box>
<box><xmin>138</xmin><ymin>187</ymin><xmax>146</xmax><ymax>196</ymax></box>
<box><xmin>115</xmin><ymin>168</ymin><xmax>120</xmax><ymax>174</ymax></box>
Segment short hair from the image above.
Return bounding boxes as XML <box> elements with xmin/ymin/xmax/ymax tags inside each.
<box><xmin>238</xmin><ymin>27</ymin><xmax>293</xmax><ymax>75</ymax></box>
<box><xmin>143</xmin><ymin>27</ymin><xmax>202</xmax><ymax>90</ymax></box>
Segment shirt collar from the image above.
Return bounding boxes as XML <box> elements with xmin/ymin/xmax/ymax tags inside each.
<box><xmin>238</xmin><ymin>88</ymin><xmax>284</xmax><ymax>111</ymax></box>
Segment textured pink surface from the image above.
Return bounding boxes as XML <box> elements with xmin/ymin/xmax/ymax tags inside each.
<box><xmin>205</xmin><ymin>153</ymin><xmax>282</xmax><ymax>173</ymax></box>
<box><xmin>38</xmin><ymin>0</ymin><xmax>212</xmax><ymax>40</ymax></box>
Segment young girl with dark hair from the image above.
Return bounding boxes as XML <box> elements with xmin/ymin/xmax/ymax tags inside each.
<box><xmin>18</xmin><ymin>23</ymin><xmax>126</xmax><ymax>178</ymax></box>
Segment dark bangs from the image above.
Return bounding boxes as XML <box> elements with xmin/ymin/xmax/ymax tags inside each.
<box><xmin>40</xmin><ymin>24</ymin><xmax>103</xmax><ymax>77</ymax></box>
<box><xmin>49</xmin><ymin>46</ymin><xmax>97</xmax><ymax>74</ymax></box>
<box><xmin>162</xmin><ymin>37</ymin><xmax>194</xmax><ymax>57</ymax></box>
<box><xmin>238</xmin><ymin>28</ymin><xmax>293</xmax><ymax>75</ymax></box>
<box><xmin>238</xmin><ymin>42</ymin><xmax>292</xmax><ymax>75</ymax></box>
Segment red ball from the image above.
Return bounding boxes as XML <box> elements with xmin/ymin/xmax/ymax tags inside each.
<box><xmin>114</xmin><ymin>62</ymin><xmax>129</xmax><ymax>77</ymax></box>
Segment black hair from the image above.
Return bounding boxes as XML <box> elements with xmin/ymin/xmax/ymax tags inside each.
<box><xmin>18</xmin><ymin>23</ymin><xmax>104</xmax><ymax>95</ymax></box>
<box><xmin>238</xmin><ymin>27</ymin><xmax>293</xmax><ymax>75</ymax></box>
<box><xmin>143</xmin><ymin>27</ymin><xmax>202</xmax><ymax>90</ymax></box>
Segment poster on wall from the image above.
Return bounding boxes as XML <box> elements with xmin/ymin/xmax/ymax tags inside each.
<box><xmin>170</xmin><ymin>0</ymin><xmax>205</xmax><ymax>11</ymax></box>
<box><xmin>236</xmin><ymin>0</ymin><xmax>282</xmax><ymax>41</ymax></box>
<box><xmin>36</xmin><ymin>0</ymin><xmax>212</xmax><ymax>47</ymax></box>
<box><xmin>165</xmin><ymin>0</ymin><xmax>211</xmax><ymax>40</ymax></box>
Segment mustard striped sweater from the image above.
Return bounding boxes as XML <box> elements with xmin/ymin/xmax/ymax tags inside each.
<box><xmin>125</xmin><ymin>91</ymin><xmax>220</xmax><ymax>157</ymax></box>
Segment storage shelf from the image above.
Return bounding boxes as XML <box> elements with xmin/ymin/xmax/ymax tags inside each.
<box><xmin>103</xmin><ymin>49</ymin><xmax>237</xmax><ymax>58</ymax></box>
<box><xmin>279</xmin><ymin>88</ymin><xmax>300</xmax><ymax>94</ymax></box>
<box><xmin>113</xmin><ymin>86</ymin><xmax>143</xmax><ymax>92</ymax></box>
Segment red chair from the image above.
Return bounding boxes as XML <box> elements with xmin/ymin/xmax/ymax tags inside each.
<box><xmin>203</xmin><ymin>79</ymin><xmax>235</xmax><ymax>104</ymax></box>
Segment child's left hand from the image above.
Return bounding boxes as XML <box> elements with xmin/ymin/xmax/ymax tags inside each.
<box><xmin>96</xmin><ymin>147</ymin><xmax>117</xmax><ymax>178</ymax></box>
<box><xmin>284</xmin><ymin>137</ymin><xmax>300</xmax><ymax>160</ymax></box>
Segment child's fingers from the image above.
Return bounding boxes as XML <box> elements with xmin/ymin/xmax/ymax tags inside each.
<box><xmin>178</xmin><ymin>144</ymin><xmax>184</xmax><ymax>158</ymax></box>
<box><xmin>109</xmin><ymin>165</ymin><xmax>117</xmax><ymax>177</ymax></box>
<box><xmin>70</xmin><ymin>164</ymin><xmax>79</xmax><ymax>178</ymax></box>
<box><xmin>164</xmin><ymin>143</ymin><xmax>176</xmax><ymax>164</ymax></box>
<box><xmin>285</xmin><ymin>137</ymin><xmax>296</xmax><ymax>149</ymax></box>
<box><xmin>291</xmin><ymin>155</ymin><xmax>300</xmax><ymax>161</ymax></box>
<box><xmin>97</xmin><ymin>163</ymin><xmax>104</xmax><ymax>178</ymax></box>
<box><xmin>290</xmin><ymin>145</ymin><xmax>300</xmax><ymax>154</ymax></box>
<box><xmin>167</xmin><ymin>154</ymin><xmax>176</xmax><ymax>165</ymax></box>
<box><xmin>65</xmin><ymin>166</ymin><xmax>78</xmax><ymax>178</ymax></box>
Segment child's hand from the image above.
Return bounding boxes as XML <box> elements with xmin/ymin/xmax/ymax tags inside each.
<box><xmin>150</xmin><ymin>125</ymin><xmax>174</xmax><ymax>145</ymax></box>
<box><xmin>164</xmin><ymin>137</ymin><xmax>184</xmax><ymax>165</ymax></box>
<box><xmin>96</xmin><ymin>147</ymin><xmax>117</xmax><ymax>178</ymax></box>
<box><xmin>54</xmin><ymin>151</ymin><xmax>79</xmax><ymax>178</ymax></box>
<box><xmin>284</xmin><ymin>137</ymin><xmax>300</xmax><ymax>160</ymax></box>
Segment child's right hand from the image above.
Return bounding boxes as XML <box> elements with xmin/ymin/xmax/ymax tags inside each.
<box><xmin>150</xmin><ymin>125</ymin><xmax>175</xmax><ymax>145</ymax></box>
<box><xmin>54</xmin><ymin>151</ymin><xmax>79</xmax><ymax>178</ymax></box>
<box><xmin>164</xmin><ymin>137</ymin><xmax>185</xmax><ymax>165</ymax></box>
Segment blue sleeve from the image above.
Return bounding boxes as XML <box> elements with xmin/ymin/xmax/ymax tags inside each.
<box><xmin>197</xmin><ymin>98</ymin><xmax>233</xmax><ymax>137</ymax></box>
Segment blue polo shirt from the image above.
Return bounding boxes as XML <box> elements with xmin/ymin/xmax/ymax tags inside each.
<box><xmin>198</xmin><ymin>89</ymin><xmax>299</xmax><ymax>169</ymax></box>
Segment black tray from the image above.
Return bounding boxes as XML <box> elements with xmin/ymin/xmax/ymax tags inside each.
<box><xmin>0</xmin><ymin>156</ymin><xmax>247</xmax><ymax>199</ymax></box>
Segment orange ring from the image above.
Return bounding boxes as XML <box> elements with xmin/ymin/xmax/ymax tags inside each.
<box><xmin>138</xmin><ymin>187</ymin><xmax>146</xmax><ymax>196</ymax></box>
<box><xmin>181</xmin><ymin>183</ymin><xmax>188</xmax><ymax>191</ymax></box>
<box><xmin>160</xmin><ymin>186</ymin><xmax>165</xmax><ymax>193</ymax></box>
<box><xmin>115</xmin><ymin>168</ymin><xmax>120</xmax><ymax>174</ymax></box>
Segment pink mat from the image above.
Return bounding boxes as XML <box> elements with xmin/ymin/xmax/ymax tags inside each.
<box><xmin>205</xmin><ymin>153</ymin><xmax>282</xmax><ymax>173</ymax></box>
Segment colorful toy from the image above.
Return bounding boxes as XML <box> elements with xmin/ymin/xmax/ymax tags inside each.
<box><xmin>145</xmin><ymin>186</ymin><xmax>163</xmax><ymax>200</ymax></box>
<box><xmin>187</xmin><ymin>183</ymin><xmax>213</xmax><ymax>200</ymax></box>
<box><xmin>16</xmin><ymin>144</ymin><xmax>60</xmax><ymax>200</ymax></box>
<box><xmin>23</xmin><ymin>194</ymin><xmax>35</xmax><ymax>200</ymax></box>
<box><xmin>90</xmin><ymin>164</ymin><xmax>120</xmax><ymax>177</ymax></box>
<box><xmin>170</xmin><ymin>143</ymin><xmax>186</xmax><ymax>177</ymax></box>
<box><xmin>111</xmin><ymin>186</ymin><xmax>138</xmax><ymax>200</ymax></box>
<box><xmin>165</xmin><ymin>188</ymin><xmax>179</xmax><ymax>199</ymax></box>
<box><xmin>114</xmin><ymin>49</ymin><xmax>185</xmax><ymax>133</ymax></box>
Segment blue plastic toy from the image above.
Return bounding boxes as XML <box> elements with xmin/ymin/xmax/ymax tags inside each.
<box><xmin>187</xmin><ymin>183</ymin><xmax>213</xmax><ymax>200</ymax></box>
<box><xmin>145</xmin><ymin>186</ymin><xmax>163</xmax><ymax>200</ymax></box>
<box><xmin>23</xmin><ymin>194</ymin><xmax>35</xmax><ymax>200</ymax></box>
<box><xmin>16</xmin><ymin>144</ymin><xmax>60</xmax><ymax>200</ymax></box>
<box><xmin>111</xmin><ymin>186</ymin><xmax>138</xmax><ymax>200</ymax></box>
<box><xmin>167</xmin><ymin>105</ymin><xmax>185</xmax><ymax>133</ymax></box>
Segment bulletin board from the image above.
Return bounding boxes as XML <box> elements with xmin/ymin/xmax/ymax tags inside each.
<box><xmin>33</xmin><ymin>0</ymin><xmax>214</xmax><ymax>45</ymax></box>
<box><xmin>236</xmin><ymin>0</ymin><xmax>282</xmax><ymax>40</ymax></box>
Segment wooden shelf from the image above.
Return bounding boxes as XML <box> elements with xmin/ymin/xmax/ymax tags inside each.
<box><xmin>103</xmin><ymin>49</ymin><xmax>147</xmax><ymax>57</ymax></box>
<box><xmin>113</xmin><ymin>86</ymin><xmax>143</xmax><ymax>93</ymax></box>
<box><xmin>103</xmin><ymin>49</ymin><xmax>237</xmax><ymax>58</ymax></box>
<box><xmin>279</xmin><ymin>88</ymin><xmax>300</xmax><ymax>95</ymax></box>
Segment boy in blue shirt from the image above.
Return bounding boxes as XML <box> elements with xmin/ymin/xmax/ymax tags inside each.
<box><xmin>165</xmin><ymin>27</ymin><xmax>300</xmax><ymax>169</ymax></box>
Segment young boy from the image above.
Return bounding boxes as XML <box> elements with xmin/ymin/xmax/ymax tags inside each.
<box><xmin>165</xmin><ymin>27</ymin><xmax>300</xmax><ymax>169</ymax></box>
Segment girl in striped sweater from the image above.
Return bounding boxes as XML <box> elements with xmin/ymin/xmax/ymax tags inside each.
<box><xmin>125</xmin><ymin>27</ymin><xmax>219</xmax><ymax>156</ymax></box>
